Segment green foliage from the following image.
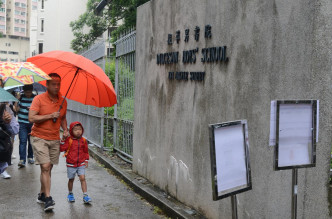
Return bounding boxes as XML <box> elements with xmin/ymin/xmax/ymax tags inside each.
<box><xmin>70</xmin><ymin>0</ymin><xmax>111</xmax><ymax>52</ymax></box>
<box><xmin>70</xmin><ymin>0</ymin><xmax>150</xmax><ymax>52</ymax></box>
<box><xmin>117</xmin><ymin>60</ymin><xmax>135</xmax><ymax>121</ymax></box>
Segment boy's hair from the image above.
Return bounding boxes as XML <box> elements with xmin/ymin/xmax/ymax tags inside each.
<box><xmin>23</xmin><ymin>84</ymin><xmax>33</xmax><ymax>91</ymax></box>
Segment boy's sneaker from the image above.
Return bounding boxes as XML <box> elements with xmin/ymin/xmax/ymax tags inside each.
<box><xmin>1</xmin><ymin>170</ymin><xmax>11</xmax><ymax>179</ymax></box>
<box><xmin>67</xmin><ymin>193</ymin><xmax>75</xmax><ymax>202</ymax></box>
<box><xmin>18</xmin><ymin>160</ymin><xmax>25</xmax><ymax>168</ymax></box>
<box><xmin>28</xmin><ymin>158</ymin><xmax>34</xmax><ymax>164</ymax></box>
<box><xmin>83</xmin><ymin>195</ymin><xmax>92</xmax><ymax>204</ymax></box>
<box><xmin>44</xmin><ymin>196</ymin><xmax>55</xmax><ymax>211</ymax></box>
<box><xmin>37</xmin><ymin>193</ymin><xmax>46</xmax><ymax>204</ymax></box>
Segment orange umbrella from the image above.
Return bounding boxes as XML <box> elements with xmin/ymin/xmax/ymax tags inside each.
<box><xmin>27</xmin><ymin>51</ymin><xmax>117</xmax><ymax>108</ymax></box>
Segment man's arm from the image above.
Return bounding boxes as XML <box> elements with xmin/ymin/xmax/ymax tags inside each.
<box><xmin>28</xmin><ymin>110</ymin><xmax>60</xmax><ymax>123</ymax></box>
<box><xmin>61</xmin><ymin>116</ymin><xmax>69</xmax><ymax>138</ymax></box>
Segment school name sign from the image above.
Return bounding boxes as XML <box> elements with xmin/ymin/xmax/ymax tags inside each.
<box><xmin>156</xmin><ymin>25</ymin><xmax>229</xmax><ymax>82</ymax></box>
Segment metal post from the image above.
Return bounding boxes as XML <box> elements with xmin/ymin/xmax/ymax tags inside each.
<box><xmin>231</xmin><ymin>195</ymin><xmax>238</xmax><ymax>219</ymax></box>
<box><xmin>113</xmin><ymin>58</ymin><xmax>119</xmax><ymax>151</ymax></box>
<box><xmin>291</xmin><ymin>168</ymin><xmax>298</xmax><ymax>219</ymax></box>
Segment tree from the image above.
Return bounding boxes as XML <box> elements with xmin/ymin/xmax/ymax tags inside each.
<box><xmin>70</xmin><ymin>0</ymin><xmax>149</xmax><ymax>53</ymax></box>
<box><xmin>70</xmin><ymin>0</ymin><xmax>111</xmax><ymax>52</ymax></box>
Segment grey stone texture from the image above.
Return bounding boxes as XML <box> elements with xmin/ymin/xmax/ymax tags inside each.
<box><xmin>134</xmin><ymin>0</ymin><xmax>332</xmax><ymax>218</ymax></box>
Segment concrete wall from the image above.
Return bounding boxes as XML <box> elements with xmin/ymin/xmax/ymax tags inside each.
<box><xmin>134</xmin><ymin>0</ymin><xmax>332</xmax><ymax>218</ymax></box>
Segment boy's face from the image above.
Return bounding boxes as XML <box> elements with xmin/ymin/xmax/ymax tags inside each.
<box><xmin>24</xmin><ymin>90</ymin><xmax>33</xmax><ymax>98</ymax></box>
<box><xmin>72</xmin><ymin>125</ymin><xmax>83</xmax><ymax>138</ymax></box>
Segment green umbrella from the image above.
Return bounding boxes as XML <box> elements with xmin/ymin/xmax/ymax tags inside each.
<box><xmin>0</xmin><ymin>87</ymin><xmax>18</xmax><ymax>102</ymax></box>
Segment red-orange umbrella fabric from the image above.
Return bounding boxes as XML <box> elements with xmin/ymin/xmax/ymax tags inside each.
<box><xmin>27</xmin><ymin>50</ymin><xmax>117</xmax><ymax>108</ymax></box>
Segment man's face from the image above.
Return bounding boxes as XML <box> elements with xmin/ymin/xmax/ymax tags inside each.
<box><xmin>24</xmin><ymin>90</ymin><xmax>33</xmax><ymax>98</ymax></box>
<box><xmin>47</xmin><ymin>77</ymin><xmax>61</xmax><ymax>96</ymax></box>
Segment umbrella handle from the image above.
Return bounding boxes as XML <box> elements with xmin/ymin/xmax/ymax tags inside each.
<box><xmin>52</xmin><ymin>107</ymin><xmax>62</xmax><ymax>123</ymax></box>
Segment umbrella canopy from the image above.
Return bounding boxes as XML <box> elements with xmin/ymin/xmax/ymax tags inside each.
<box><xmin>27</xmin><ymin>50</ymin><xmax>117</xmax><ymax>107</ymax></box>
<box><xmin>0</xmin><ymin>87</ymin><xmax>18</xmax><ymax>102</ymax></box>
<box><xmin>0</xmin><ymin>62</ymin><xmax>51</xmax><ymax>87</ymax></box>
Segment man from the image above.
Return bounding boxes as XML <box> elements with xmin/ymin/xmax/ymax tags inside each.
<box><xmin>17</xmin><ymin>84</ymin><xmax>35</xmax><ymax>168</ymax></box>
<box><xmin>29</xmin><ymin>73</ymin><xmax>69</xmax><ymax>211</ymax></box>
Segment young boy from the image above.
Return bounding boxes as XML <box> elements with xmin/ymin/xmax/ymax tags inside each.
<box><xmin>60</xmin><ymin>121</ymin><xmax>92</xmax><ymax>203</ymax></box>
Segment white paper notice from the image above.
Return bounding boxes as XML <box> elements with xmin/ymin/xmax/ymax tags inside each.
<box><xmin>269</xmin><ymin>100</ymin><xmax>277</xmax><ymax>146</ymax></box>
<box><xmin>214</xmin><ymin>124</ymin><xmax>248</xmax><ymax>193</ymax></box>
<box><xmin>278</xmin><ymin>104</ymin><xmax>312</xmax><ymax>167</ymax></box>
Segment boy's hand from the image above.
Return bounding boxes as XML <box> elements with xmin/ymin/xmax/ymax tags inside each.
<box><xmin>85</xmin><ymin>161</ymin><xmax>88</xmax><ymax>168</ymax></box>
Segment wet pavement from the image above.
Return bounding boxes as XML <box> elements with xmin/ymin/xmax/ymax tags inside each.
<box><xmin>0</xmin><ymin>140</ymin><xmax>163</xmax><ymax>219</ymax></box>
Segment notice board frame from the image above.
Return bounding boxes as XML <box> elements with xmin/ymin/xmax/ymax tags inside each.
<box><xmin>209</xmin><ymin>120</ymin><xmax>252</xmax><ymax>201</ymax></box>
<box><xmin>274</xmin><ymin>100</ymin><xmax>317</xmax><ymax>171</ymax></box>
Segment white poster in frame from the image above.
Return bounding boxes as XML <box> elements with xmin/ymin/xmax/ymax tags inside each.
<box><xmin>209</xmin><ymin>120</ymin><xmax>252</xmax><ymax>200</ymax></box>
<box><xmin>274</xmin><ymin>100</ymin><xmax>317</xmax><ymax>170</ymax></box>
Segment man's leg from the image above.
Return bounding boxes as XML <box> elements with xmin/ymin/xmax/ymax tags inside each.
<box><xmin>40</xmin><ymin>163</ymin><xmax>53</xmax><ymax>197</ymax></box>
<box><xmin>27</xmin><ymin>124</ymin><xmax>34</xmax><ymax>161</ymax></box>
<box><xmin>18</xmin><ymin>123</ymin><xmax>27</xmax><ymax>164</ymax></box>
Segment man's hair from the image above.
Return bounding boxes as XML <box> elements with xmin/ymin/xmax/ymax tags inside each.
<box><xmin>46</xmin><ymin>73</ymin><xmax>61</xmax><ymax>85</ymax></box>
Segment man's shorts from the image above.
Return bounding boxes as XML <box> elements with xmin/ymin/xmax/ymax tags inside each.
<box><xmin>67</xmin><ymin>166</ymin><xmax>86</xmax><ymax>179</ymax></box>
<box><xmin>30</xmin><ymin>136</ymin><xmax>60</xmax><ymax>165</ymax></box>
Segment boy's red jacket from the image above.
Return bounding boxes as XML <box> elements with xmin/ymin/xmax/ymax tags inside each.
<box><xmin>60</xmin><ymin>121</ymin><xmax>89</xmax><ymax>167</ymax></box>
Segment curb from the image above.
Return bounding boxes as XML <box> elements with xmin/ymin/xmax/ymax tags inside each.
<box><xmin>88</xmin><ymin>146</ymin><xmax>205</xmax><ymax>219</ymax></box>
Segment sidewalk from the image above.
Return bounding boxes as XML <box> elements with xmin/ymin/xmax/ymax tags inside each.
<box><xmin>0</xmin><ymin>140</ymin><xmax>164</xmax><ymax>219</ymax></box>
<box><xmin>88</xmin><ymin>146</ymin><xmax>205</xmax><ymax>219</ymax></box>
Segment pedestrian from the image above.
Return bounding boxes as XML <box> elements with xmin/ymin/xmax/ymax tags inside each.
<box><xmin>17</xmin><ymin>84</ymin><xmax>36</xmax><ymax>168</ymax></box>
<box><xmin>28</xmin><ymin>73</ymin><xmax>69</xmax><ymax>212</ymax></box>
<box><xmin>0</xmin><ymin>103</ymin><xmax>14</xmax><ymax>179</ymax></box>
<box><xmin>60</xmin><ymin>121</ymin><xmax>92</xmax><ymax>204</ymax></box>
<box><xmin>0</xmin><ymin>76</ymin><xmax>19</xmax><ymax>171</ymax></box>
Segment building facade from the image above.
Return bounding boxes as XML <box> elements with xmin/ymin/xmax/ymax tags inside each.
<box><xmin>35</xmin><ymin>0</ymin><xmax>87</xmax><ymax>54</ymax></box>
<box><xmin>0</xmin><ymin>0</ymin><xmax>37</xmax><ymax>62</ymax></box>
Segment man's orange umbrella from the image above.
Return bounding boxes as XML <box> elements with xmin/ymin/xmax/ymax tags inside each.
<box><xmin>27</xmin><ymin>51</ymin><xmax>117</xmax><ymax>109</ymax></box>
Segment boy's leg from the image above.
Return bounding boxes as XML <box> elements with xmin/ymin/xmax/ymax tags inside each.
<box><xmin>79</xmin><ymin>174</ymin><xmax>87</xmax><ymax>193</ymax></box>
<box><xmin>68</xmin><ymin>178</ymin><xmax>74</xmax><ymax>192</ymax></box>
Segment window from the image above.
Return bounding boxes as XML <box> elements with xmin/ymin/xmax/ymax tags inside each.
<box><xmin>32</xmin><ymin>5</ymin><xmax>37</xmax><ymax>10</ymax></box>
<box><xmin>21</xmin><ymin>11</ymin><xmax>25</xmax><ymax>16</ymax></box>
<box><xmin>1</xmin><ymin>58</ymin><xmax>8</xmax><ymax>61</ymax></box>
<box><xmin>10</xmin><ymin>59</ymin><xmax>15</xmax><ymax>62</ymax></box>
<box><xmin>38</xmin><ymin>43</ymin><xmax>43</xmax><ymax>54</ymax></box>
<box><xmin>20</xmin><ymin>27</ymin><xmax>25</xmax><ymax>32</ymax></box>
<box><xmin>8</xmin><ymin>51</ymin><xmax>19</xmax><ymax>55</ymax></box>
<box><xmin>20</xmin><ymin>19</ymin><xmax>25</xmax><ymax>24</ymax></box>
<box><xmin>0</xmin><ymin>25</ymin><xmax>5</xmax><ymax>30</ymax></box>
<box><xmin>14</xmin><ymin>19</ymin><xmax>19</xmax><ymax>23</ymax></box>
<box><xmin>14</xmin><ymin>27</ymin><xmax>19</xmax><ymax>32</ymax></box>
<box><xmin>14</xmin><ymin>10</ymin><xmax>20</xmax><ymax>15</ymax></box>
<box><xmin>0</xmin><ymin>51</ymin><xmax>7</xmax><ymax>54</ymax></box>
<box><xmin>0</xmin><ymin>16</ymin><xmax>5</xmax><ymax>21</ymax></box>
<box><xmin>0</xmin><ymin>8</ymin><xmax>5</xmax><ymax>13</ymax></box>
<box><xmin>40</xmin><ymin>19</ymin><xmax>44</xmax><ymax>32</ymax></box>
<box><xmin>5</xmin><ymin>43</ymin><xmax>11</xmax><ymax>47</ymax></box>
<box><xmin>15</xmin><ymin>2</ymin><xmax>20</xmax><ymax>7</ymax></box>
<box><xmin>41</xmin><ymin>0</ymin><xmax>44</xmax><ymax>9</ymax></box>
<box><xmin>21</xmin><ymin>3</ymin><xmax>26</xmax><ymax>8</ymax></box>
